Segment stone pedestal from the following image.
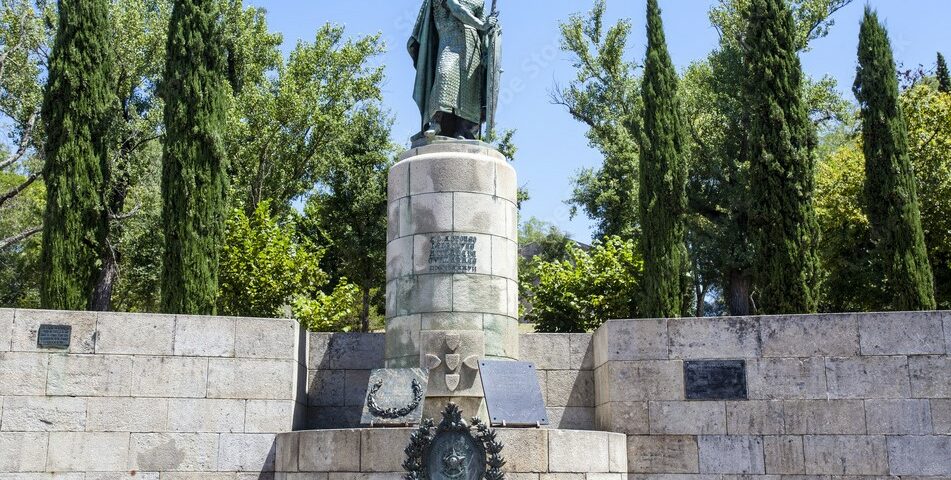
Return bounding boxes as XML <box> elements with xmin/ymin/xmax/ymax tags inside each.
<box><xmin>275</xmin><ymin>428</ymin><xmax>628</xmax><ymax>476</ymax></box>
<box><xmin>385</xmin><ymin>140</ymin><xmax>519</xmax><ymax>413</ymax></box>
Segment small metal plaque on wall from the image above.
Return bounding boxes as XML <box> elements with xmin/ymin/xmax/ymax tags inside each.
<box><xmin>479</xmin><ymin>360</ymin><xmax>548</xmax><ymax>426</ymax></box>
<box><xmin>428</xmin><ymin>235</ymin><xmax>477</xmax><ymax>273</ymax></box>
<box><xmin>37</xmin><ymin>324</ymin><xmax>72</xmax><ymax>349</ymax></box>
<box><xmin>684</xmin><ymin>360</ymin><xmax>748</xmax><ymax>401</ymax></box>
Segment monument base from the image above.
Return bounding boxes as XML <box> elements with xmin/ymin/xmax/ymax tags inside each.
<box><xmin>275</xmin><ymin>428</ymin><xmax>627</xmax><ymax>477</ymax></box>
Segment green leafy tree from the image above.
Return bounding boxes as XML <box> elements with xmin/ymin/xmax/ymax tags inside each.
<box><xmin>0</xmin><ymin>170</ymin><xmax>44</xmax><ymax>306</ymax></box>
<box><xmin>218</xmin><ymin>201</ymin><xmax>363</xmax><ymax>330</ymax></box>
<box><xmin>638</xmin><ymin>0</ymin><xmax>689</xmax><ymax>318</ymax></box>
<box><xmin>553</xmin><ymin>0</ymin><xmax>641</xmax><ymax>239</ymax></box>
<box><xmin>682</xmin><ymin>0</ymin><xmax>852</xmax><ymax>316</ymax></box>
<box><xmin>227</xmin><ymin>23</ymin><xmax>383</xmax><ymax>215</ymax></box>
<box><xmin>160</xmin><ymin>0</ymin><xmax>230</xmax><ymax>314</ymax></box>
<box><xmin>292</xmin><ymin>283</ymin><xmax>362</xmax><ymax>332</ymax></box>
<box><xmin>523</xmin><ymin>236</ymin><xmax>642</xmax><ymax>333</ymax></box>
<box><xmin>92</xmin><ymin>0</ymin><xmax>172</xmax><ymax>309</ymax></box>
<box><xmin>218</xmin><ymin>201</ymin><xmax>323</xmax><ymax>317</ymax></box>
<box><xmin>937</xmin><ymin>52</ymin><xmax>950</xmax><ymax>94</ymax></box>
<box><xmin>39</xmin><ymin>0</ymin><xmax>115</xmax><ymax>310</ymax></box>
<box><xmin>854</xmin><ymin>8</ymin><xmax>936</xmax><ymax>310</ymax></box>
<box><xmin>303</xmin><ymin>107</ymin><xmax>392</xmax><ymax>332</ymax></box>
<box><xmin>519</xmin><ymin>217</ymin><xmax>573</xmax><ymax>263</ymax></box>
<box><xmin>743</xmin><ymin>0</ymin><xmax>821</xmax><ymax>314</ymax></box>
<box><xmin>814</xmin><ymin>138</ymin><xmax>880</xmax><ymax>311</ymax></box>
<box><xmin>902</xmin><ymin>82</ymin><xmax>951</xmax><ymax>308</ymax></box>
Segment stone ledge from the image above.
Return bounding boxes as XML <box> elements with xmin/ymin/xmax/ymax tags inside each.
<box><xmin>275</xmin><ymin>428</ymin><xmax>626</xmax><ymax>474</ymax></box>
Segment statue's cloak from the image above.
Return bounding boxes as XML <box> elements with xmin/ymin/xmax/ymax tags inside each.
<box><xmin>408</xmin><ymin>0</ymin><xmax>438</xmax><ymax>130</ymax></box>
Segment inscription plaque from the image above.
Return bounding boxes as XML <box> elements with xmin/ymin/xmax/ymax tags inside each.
<box><xmin>429</xmin><ymin>235</ymin><xmax>477</xmax><ymax>273</ymax></box>
<box><xmin>37</xmin><ymin>324</ymin><xmax>72</xmax><ymax>349</ymax></box>
<box><xmin>684</xmin><ymin>360</ymin><xmax>748</xmax><ymax>401</ymax></box>
<box><xmin>479</xmin><ymin>360</ymin><xmax>548</xmax><ymax>427</ymax></box>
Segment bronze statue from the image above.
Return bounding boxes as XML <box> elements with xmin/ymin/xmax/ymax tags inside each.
<box><xmin>409</xmin><ymin>0</ymin><xmax>501</xmax><ymax>140</ymax></box>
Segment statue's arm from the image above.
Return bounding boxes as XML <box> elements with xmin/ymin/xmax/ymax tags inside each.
<box><xmin>445</xmin><ymin>0</ymin><xmax>489</xmax><ymax>30</ymax></box>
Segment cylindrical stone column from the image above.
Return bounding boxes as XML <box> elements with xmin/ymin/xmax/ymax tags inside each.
<box><xmin>385</xmin><ymin>140</ymin><xmax>519</xmax><ymax>417</ymax></box>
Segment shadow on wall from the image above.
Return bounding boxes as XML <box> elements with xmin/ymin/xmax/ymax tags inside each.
<box><xmin>306</xmin><ymin>332</ymin><xmax>387</xmax><ymax>429</ymax></box>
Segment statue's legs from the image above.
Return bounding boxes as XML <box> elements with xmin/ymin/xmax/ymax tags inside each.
<box><xmin>427</xmin><ymin>112</ymin><xmax>480</xmax><ymax>140</ymax></box>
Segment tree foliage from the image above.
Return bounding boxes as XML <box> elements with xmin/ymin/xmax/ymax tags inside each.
<box><xmin>638</xmin><ymin>0</ymin><xmax>689</xmax><ymax>318</ymax></box>
<box><xmin>853</xmin><ymin>8</ymin><xmax>935</xmax><ymax>310</ymax></box>
<box><xmin>523</xmin><ymin>236</ymin><xmax>642</xmax><ymax>333</ymax></box>
<box><xmin>553</xmin><ymin>0</ymin><xmax>641</xmax><ymax>239</ymax></box>
<box><xmin>814</xmin><ymin>138</ymin><xmax>879</xmax><ymax>311</ymax></box>
<box><xmin>218</xmin><ymin>201</ymin><xmax>322</xmax><ymax>317</ymax></box>
<box><xmin>901</xmin><ymin>82</ymin><xmax>951</xmax><ymax>308</ymax></box>
<box><xmin>742</xmin><ymin>0</ymin><xmax>821</xmax><ymax>314</ymax></box>
<box><xmin>937</xmin><ymin>52</ymin><xmax>950</xmax><ymax>94</ymax></box>
<box><xmin>228</xmin><ymin>23</ymin><xmax>384</xmax><ymax>215</ymax></box>
<box><xmin>302</xmin><ymin>107</ymin><xmax>392</xmax><ymax>332</ymax></box>
<box><xmin>160</xmin><ymin>0</ymin><xmax>231</xmax><ymax>315</ymax></box>
<box><xmin>39</xmin><ymin>0</ymin><xmax>115</xmax><ymax>310</ymax></box>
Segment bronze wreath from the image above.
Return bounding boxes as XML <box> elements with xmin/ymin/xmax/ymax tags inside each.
<box><xmin>366</xmin><ymin>378</ymin><xmax>424</xmax><ymax>420</ymax></box>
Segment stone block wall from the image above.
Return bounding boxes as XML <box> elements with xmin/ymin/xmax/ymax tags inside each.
<box><xmin>306</xmin><ymin>331</ymin><xmax>597</xmax><ymax>430</ymax></box>
<box><xmin>274</xmin><ymin>428</ymin><xmax>627</xmax><ymax>479</ymax></box>
<box><xmin>0</xmin><ymin>308</ymin><xmax>307</xmax><ymax>478</ymax></box>
<box><xmin>594</xmin><ymin>312</ymin><xmax>951</xmax><ymax>478</ymax></box>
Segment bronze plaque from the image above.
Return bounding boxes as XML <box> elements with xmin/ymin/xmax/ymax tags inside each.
<box><xmin>37</xmin><ymin>324</ymin><xmax>71</xmax><ymax>349</ymax></box>
<box><xmin>429</xmin><ymin>235</ymin><xmax>477</xmax><ymax>273</ymax></box>
<box><xmin>684</xmin><ymin>360</ymin><xmax>748</xmax><ymax>400</ymax></box>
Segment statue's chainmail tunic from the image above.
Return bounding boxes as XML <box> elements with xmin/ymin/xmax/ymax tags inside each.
<box><xmin>428</xmin><ymin>0</ymin><xmax>485</xmax><ymax>125</ymax></box>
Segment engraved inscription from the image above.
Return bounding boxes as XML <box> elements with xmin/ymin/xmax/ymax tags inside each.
<box><xmin>37</xmin><ymin>324</ymin><xmax>72</xmax><ymax>349</ymax></box>
<box><xmin>684</xmin><ymin>360</ymin><xmax>748</xmax><ymax>401</ymax></box>
<box><xmin>429</xmin><ymin>235</ymin><xmax>477</xmax><ymax>273</ymax></box>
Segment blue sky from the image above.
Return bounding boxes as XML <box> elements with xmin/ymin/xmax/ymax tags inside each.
<box><xmin>249</xmin><ymin>0</ymin><xmax>950</xmax><ymax>244</ymax></box>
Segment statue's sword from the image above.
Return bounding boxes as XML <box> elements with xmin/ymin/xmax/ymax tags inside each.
<box><xmin>485</xmin><ymin>0</ymin><xmax>501</xmax><ymax>136</ymax></box>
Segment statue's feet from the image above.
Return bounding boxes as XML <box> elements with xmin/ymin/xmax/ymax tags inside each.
<box><xmin>424</xmin><ymin>129</ymin><xmax>437</xmax><ymax>139</ymax></box>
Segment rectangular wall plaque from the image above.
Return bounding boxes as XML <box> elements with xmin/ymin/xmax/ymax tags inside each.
<box><xmin>37</xmin><ymin>324</ymin><xmax>72</xmax><ymax>349</ymax></box>
<box><xmin>684</xmin><ymin>360</ymin><xmax>747</xmax><ymax>400</ymax></box>
<box><xmin>428</xmin><ymin>235</ymin><xmax>477</xmax><ymax>273</ymax></box>
<box><xmin>479</xmin><ymin>360</ymin><xmax>548</xmax><ymax>427</ymax></box>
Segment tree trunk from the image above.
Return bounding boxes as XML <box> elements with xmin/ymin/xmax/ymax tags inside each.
<box><xmin>91</xmin><ymin>243</ymin><xmax>118</xmax><ymax>311</ymax></box>
<box><xmin>727</xmin><ymin>269</ymin><xmax>752</xmax><ymax>316</ymax></box>
<box><xmin>695</xmin><ymin>283</ymin><xmax>709</xmax><ymax>317</ymax></box>
<box><xmin>360</xmin><ymin>286</ymin><xmax>371</xmax><ymax>333</ymax></box>
<box><xmin>91</xmin><ymin>153</ymin><xmax>132</xmax><ymax>311</ymax></box>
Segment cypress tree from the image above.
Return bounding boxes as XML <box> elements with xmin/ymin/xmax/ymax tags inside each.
<box><xmin>743</xmin><ymin>0</ymin><xmax>820</xmax><ymax>314</ymax></box>
<box><xmin>854</xmin><ymin>8</ymin><xmax>936</xmax><ymax>310</ymax></box>
<box><xmin>937</xmin><ymin>52</ymin><xmax>950</xmax><ymax>93</ymax></box>
<box><xmin>39</xmin><ymin>0</ymin><xmax>114</xmax><ymax>310</ymax></box>
<box><xmin>638</xmin><ymin>0</ymin><xmax>688</xmax><ymax>318</ymax></box>
<box><xmin>160</xmin><ymin>0</ymin><xmax>230</xmax><ymax>314</ymax></box>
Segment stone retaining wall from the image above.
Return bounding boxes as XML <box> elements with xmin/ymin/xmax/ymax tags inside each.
<box><xmin>306</xmin><ymin>331</ymin><xmax>597</xmax><ymax>431</ymax></box>
<box><xmin>595</xmin><ymin>312</ymin><xmax>951</xmax><ymax>478</ymax></box>
<box><xmin>3</xmin><ymin>308</ymin><xmax>951</xmax><ymax>478</ymax></box>
<box><xmin>0</xmin><ymin>308</ymin><xmax>306</xmax><ymax>479</ymax></box>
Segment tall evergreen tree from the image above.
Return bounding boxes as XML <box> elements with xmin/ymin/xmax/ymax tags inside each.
<box><xmin>638</xmin><ymin>0</ymin><xmax>688</xmax><ymax>318</ymax></box>
<box><xmin>743</xmin><ymin>0</ymin><xmax>821</xmax><ymax>314</ymax></box>
<box><xmin>854</xmin><ymin>8</ymin><xmax>936</xmax><ymax>310</ymax></box>
<box><xmin>39</xmin><ymin>0</ymin><xmax>115</xmax><ymax>310</ymax></box>
<box><xmin>160</xmin><ymin>0</ymin><xmax>230</xmax><ymax>314</ymax></box>
<box><xmin>938</xmin><ymin>52</ymin><xmax>950</xmax><ymax>94</ymax></box>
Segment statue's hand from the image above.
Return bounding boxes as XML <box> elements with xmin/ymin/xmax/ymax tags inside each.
<box><xmin>482</xmin><ymin>14</ymin><xmax>499</xmax><ymax>32</ymax></box>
